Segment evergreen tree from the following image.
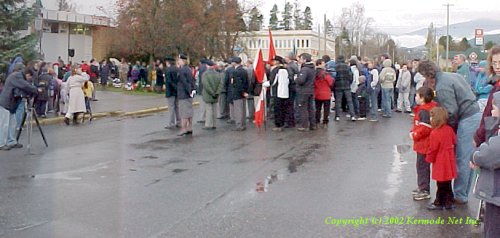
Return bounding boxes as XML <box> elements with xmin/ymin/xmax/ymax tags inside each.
<box><xmin>269</xmin><ymin>4</ymin><xmax>279</xmax><ymax>30</ymax></box>
<box><xmin>58</xmin><ymin>0</ymin><xmax>75</xmax><ymax>12</ymax></box>
<box><xmin>458</xmin><ymin>37</ymin><xmax>471</xmax><ymax>51</ymax></box>
<box><xmin>280</xmin><ymin>2</ymin><xmax>293</xmax><ymax>30</ymax></box>
<box><xmin>248</xmin><ymin>6</ymin><xmax>263</xmax><ymax>31</ymax></box>
<box><xmin>0</xmin><ymin>0</ymin><xmax>39</xmax><ymax>76</ymax></box>
<box><xmin>293</xmin><ymin>0</ymin><xmax>302</xmax><ymax>30</ymax></box>
<box><xmin>302</xmin><ymin>6</ymin><xmax>313</xmax><ymax>30</ymax></box>
<box><xmin>485</xmin><ymin>41</ymin><xmax>496</xmax><ymax>50</ymax></box>
<box><xmin>325</xmin><ymin>19</ymin><xmax>334</xmax><ymax>37</ymax></box>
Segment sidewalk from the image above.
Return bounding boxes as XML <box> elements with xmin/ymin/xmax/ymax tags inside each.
<box><xmin>39</xmin><ymin>90</ymin><xmax>199</xmax><ymax>125</ymax></box>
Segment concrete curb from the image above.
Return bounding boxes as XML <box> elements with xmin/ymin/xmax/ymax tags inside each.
<box><xmin>37</xmin><ymin>101</ymin><xmax>200</xmax><ymax>126</ymax></box>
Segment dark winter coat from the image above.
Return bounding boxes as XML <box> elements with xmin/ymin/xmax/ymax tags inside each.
<box><xmin>0</xmin><ymin>72</ymin><xmax>38</xmax><ymax>112</ymax></box>
<box><xmin>426</xmin><ymin>125</ymin><xmax>457</xmax><ymax>182</ymax></box>
<box><xmin>230</xmin><ymin>65</ymin><xmax>249</xmax><ymax>101</ymax></box>
<box><xmin>296</xmin><ymin>62</ymin><xmax>315</xmax><ymax>95</ymax></box>
<box><xmin>165</xmin><ymin>65</ymin><xmax>179</xmax><ymax>98</ymax></box>
<box><xmin>156</xmin><ymin>68</ymin><xmax>165</xmax><ymax>87</ymax></box>
<box><xmin>333</xmin><ymin>60</ymin><xmax>353</xmax><ymax>91</ymax></box>
<box><xmin>475</xmin><ymin>78</ymin><xmax>500</xmax><ymax>145</ymax></box>
<box><xmin>177</xmin><ymin>65</ymin><xmax>194</xmax><ymax>100</ymax></box>
<box><xmin>36</xmin><ymin>72</ymin><xmax>51</xmax><ymax>101</ymax></box>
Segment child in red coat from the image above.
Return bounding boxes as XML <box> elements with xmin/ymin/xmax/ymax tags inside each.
<box><xmin>426</xmin><ymin>107</ymin><xmax>458</xmax><ymax>210</ymax></box>
<box><xmin>410</xmin><ymin>87</ymin><xmax>438</xmax><ymax>201</ymax></box>
<box><xmin>314</xmin><ymin>59</ymin><xmax>334</xmax><ymax>127</ymax></box>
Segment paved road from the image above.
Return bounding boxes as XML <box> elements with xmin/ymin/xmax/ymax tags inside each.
<box><xmin>0</xmin><ymin>108</ymin><xmax>483</xmax><ymax>238</ymax></box>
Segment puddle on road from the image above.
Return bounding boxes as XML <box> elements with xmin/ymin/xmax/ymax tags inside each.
<box><xmin>143</xmin><ymin>155</ymin><xmax>159</xmax><ymax>160</ymax></box>
<box><xmin>383</xmin><ymin>144</ymin><xmax>411</xmax><ymax>207</ymax></box>
<box><xmin>34</xmin><ymin>162</ymin><xmax>111</xmax><ymax>181</ymax></box>
<box><xmin>172</xmin><ymin>168</ymin><xmax>188</xmax><ymax>174</ymax></box>
<box><xmin>256</xmin><ymin>143</ymin><xmax>322</xmax><ymax>193</ymax></box>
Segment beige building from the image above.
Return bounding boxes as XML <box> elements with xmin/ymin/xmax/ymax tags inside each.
<box><xmin>38</xmin><ymin>9</ymin><xmax>113</xmax><ymax>64</ymax></box>
<box><xmin>237</xmin><ymin>30</ymin><xmax>335</xmax><ymax>62</ymax></box>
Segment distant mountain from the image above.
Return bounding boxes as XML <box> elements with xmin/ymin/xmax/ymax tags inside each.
<box><xmin>404</xmin><ymin>18</ymin><xmax>500</xmax><ymax>38</ymax></box>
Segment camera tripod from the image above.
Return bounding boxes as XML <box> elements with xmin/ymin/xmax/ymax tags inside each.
<box><xmin>16</xmin><ymin>98</ymin><xmax>48</xmax><ymax>153</ymax></box>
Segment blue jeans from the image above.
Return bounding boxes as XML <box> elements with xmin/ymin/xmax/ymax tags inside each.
<box><xmin>453</xmin><ymin>112</ymin><xmax>481</xmax><ymax>202</ymax></box>
<box><xmin>369</xmin><ymin>89</ymin><xmax>379</xmax><ymax>120</ymax></box>
<box><xmin>381</xmin><ymin>88</ymin><xmax>393</xmax><ymax>117</ymax></box>
<box><xmin>0</xmin><ymin>107</ymin><xmax>17</xmax><ymax>147</ymax></box>
<box><xmin>15</xmin><ymin>101</ymin><xmax>25</xmax><ymax>130</ymax></box>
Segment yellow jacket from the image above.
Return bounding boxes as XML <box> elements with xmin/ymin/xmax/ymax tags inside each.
<box><xmin>82</xmin><ymin>81</ymin><xmax>94</xmax><ymax>98</ymax></box>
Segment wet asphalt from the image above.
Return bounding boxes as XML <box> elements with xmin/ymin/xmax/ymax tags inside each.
<box><xmin>0</xmin><ymin>108</ymin><xmax>484</xmax><ymax>238</ymax></box>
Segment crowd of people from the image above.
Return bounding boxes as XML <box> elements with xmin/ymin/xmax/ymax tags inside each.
<box><xmin>1</xmin><ymin>45</ymin><xmax>499</xmax><ymax>236</ymax></box>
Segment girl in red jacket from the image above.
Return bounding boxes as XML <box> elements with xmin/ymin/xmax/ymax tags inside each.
<box><xmin>426</xmin><ymin>107</ymin><xmax>458</xmax><ymax>210</ymax></box>
<box><xmin>314</xmin><ymin>59</ymin><xmax>334</xmax><ymax>128</ymax></box>
<box><xmin>410</xmin><ymin>87</ymin><xmax>438</xmax><ymax>201</ymax></box>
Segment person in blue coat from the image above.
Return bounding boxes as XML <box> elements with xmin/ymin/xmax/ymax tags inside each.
<box><xmin>474</xmin><ymin>60</ymin><xmax>493</xmax><ymax>113</ymax></box>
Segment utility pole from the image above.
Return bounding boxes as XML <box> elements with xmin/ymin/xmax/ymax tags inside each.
<box><xmin>324</xmin><ymin>14</ymin><xmax>327</xmax><ymax>56</ymax></box>
<box><xmin>444</xmin><ymin>3</ymin><xmax>454</xmax><ymax>71</ymax></box>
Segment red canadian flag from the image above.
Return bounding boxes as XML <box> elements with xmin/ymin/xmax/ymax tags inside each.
<box><xmin>253</xmin><ymin>48</ymin><xmax>267</xmax><ymax>129</ymax></box>
<box><xmin>267</xmin><ymin>29</ymin><xmax>277</xmax><ymax>63</ymax></box>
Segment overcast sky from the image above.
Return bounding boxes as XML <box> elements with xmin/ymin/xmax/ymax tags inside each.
<box><xmin>57</xmin><ymin>0</ymin><xmax>500</xmax><ymax>47</ymax></box>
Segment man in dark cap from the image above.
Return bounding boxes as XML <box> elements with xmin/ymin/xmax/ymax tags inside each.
<box><xmin>265</xmin><ymin>56</ymin><xmax>290</xmax><ymax>131</ymax></box>
<box><xmin>230</xmin><ymin>56</ymin><xmax>249</xmax><ymax>131</ymax></box>
<box><xmin>201</xmin><ymin>61</ymin><xmax>224</xmax><ymax>130</ymax></box>
<box><xmin>176</xmin><ymin>54</ymin><xmax>196</xmax><ymax>136</ymax></box>
<box><xmin>164</xmin><ymin>56</ymin><xmax>181</xmax><ymax>129</ymax></box>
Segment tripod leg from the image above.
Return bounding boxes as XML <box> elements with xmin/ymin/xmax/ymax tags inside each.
<box><xmin>16</xmin><ymin>110</ymin><xmax>28</xmax><ymax>141</ymax></box>
<box><xmin>33</xmin><ymin>112</ymin><xmax>48</xmax><ymax>147</ymax></box>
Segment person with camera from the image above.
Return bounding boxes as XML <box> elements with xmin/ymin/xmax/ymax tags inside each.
<box><xmin>0</xmin><ymin>65</ymin><xmax>39</xmax><ymax>151</ymax></box>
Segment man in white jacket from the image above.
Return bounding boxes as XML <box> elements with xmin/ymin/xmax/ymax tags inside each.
<box><xmin>396</xmin><ymin>64</ymin><xmax>412</xmax><ymax>113</ymax></box>
<box><xmin>264</xmin><ymin>56</ymin><xmax>290</xmax><ymax>131</ymax></box>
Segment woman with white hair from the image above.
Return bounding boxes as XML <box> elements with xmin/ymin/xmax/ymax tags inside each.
<box><xmin>64</xmin><ymin>67</ymin><xmax>89</xmax><ymax>125</ymax></box>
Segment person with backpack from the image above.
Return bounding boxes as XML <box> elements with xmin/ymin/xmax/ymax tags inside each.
<box><xmin>34</xmin><ymin>66</ymin><xmax>51</xmax><ymax>118</ymax></box>
<box><xmin>379</xmin><ymin>58</ymin><xmax>396</xmax><ymax>118</ymax></box>
<box><xmin>314</xmin><ymin>59</ymin><xmax>334</xmax><ymax>127</ymax></box>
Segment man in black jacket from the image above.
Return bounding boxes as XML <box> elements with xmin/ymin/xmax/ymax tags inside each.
<box><xmin>333</xmin><ymin>55</ymin><xmax>356</xmax><ymax>121</ymax></box>
<box><xmin>0</xmin><ymin>66</ymin><xmax>39</xmax><ymax>150</ymax></box>
<box><xmin>296</xmin><ymin>53</ymin><xmax>316</xmax><ymax>131</ymax></box>
<box><xmin>230</xmin><ymin>57</ymin><xmax>249</xmax><ymax>131</ymax></box>
<box><xmin>164</xmin><ymin>57</ymin><xmax>180</xmax><ymax>129</ymax></box>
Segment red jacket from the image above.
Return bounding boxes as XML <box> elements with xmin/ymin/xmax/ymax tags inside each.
<box><xmin>314</xmin><ymin>68</ymin><xmax>334</xmax><ymax>100</ymax></box>
<box><xmin>411</xmin><ymin>101</ymin><xmax>438</xmax><ymax>154</ymax></box>
<box><xmin>474</xmin><ymin>80</ymin><xmax>500</xmax><ymax>145</ymax></box>
<box><xmin>426</xmin><ymin>125</ymin><xmax>457</xmax><ymax>182</ymax></box>
<box><xmin>81</xmin><ymin>63</ymin><xmax>90</xmax><ymax>73</ymax></box>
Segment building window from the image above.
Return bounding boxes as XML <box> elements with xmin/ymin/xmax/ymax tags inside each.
<box><xmin>301</xmin><ymin>39</ymin><xmax>305</xmax><ymax>48</ymax></box>
<box><xmin>306</xmin><ymin>40</ymin><xmax>309</xmax><ymax>48</ymax></box>
<box><xmin>50</xmin><ymin>23</ymin><xmax>59</xmax><ymax>33</ymax></box>
<box><xmin>297</xmin><ymin>39</ymin><xmax>300</xmax><ymax>48</ymax></box>
<box><xmin>69</xmin><ymin>24</ymin><xmax>90</xmax><ymax>35</ymax></box>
